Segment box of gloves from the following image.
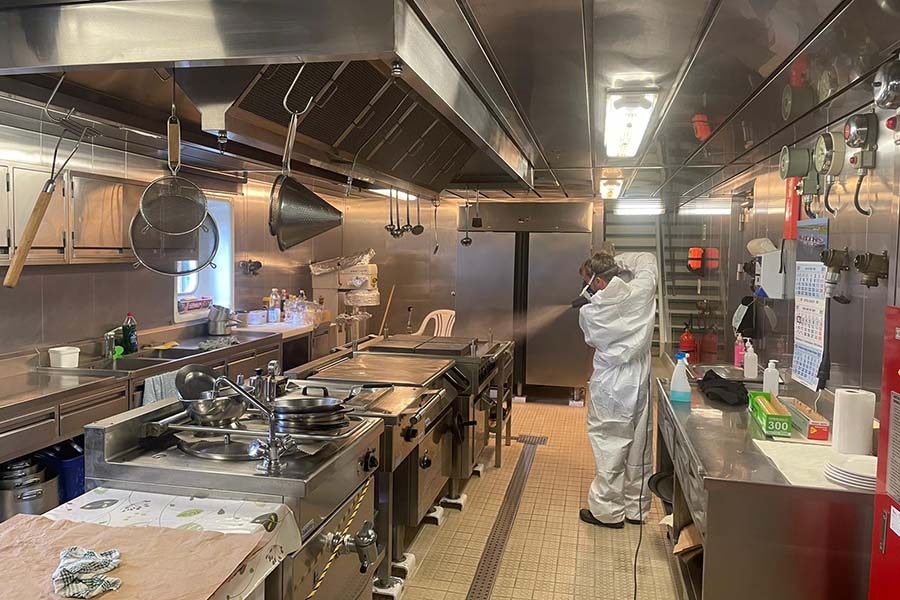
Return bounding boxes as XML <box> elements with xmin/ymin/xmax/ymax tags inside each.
<box><xmin>749</xmin><ymin>391</ymin><xmax>793</xmax><ymax>438</ymax></box>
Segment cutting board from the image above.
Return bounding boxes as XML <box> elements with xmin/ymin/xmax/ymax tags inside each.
<box><xmin>0</xmin><ymin>513</ymin><xmax>264</xmax><ymax>599</ymax></box>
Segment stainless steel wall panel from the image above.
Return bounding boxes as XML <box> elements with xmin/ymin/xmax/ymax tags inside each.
<box><xmin>453</xmin><ymin>230</ymin><xmax>515</xmax><ymax>342</ymax></box>
<box><xmin>454</xmin><ymin>201</ymin><xmax>593</xmax><ymax>233</ymax></box>
<box><xmin>525</xmin><ymin>232</ymin><xmax>593</xmax><ymax>388</ymax></box>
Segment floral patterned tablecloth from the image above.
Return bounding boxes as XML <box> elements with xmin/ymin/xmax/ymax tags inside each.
<box><xmin>45</xmin><ymin>487</ymin><xmax>302</xmax><ymax>600</ymax></box>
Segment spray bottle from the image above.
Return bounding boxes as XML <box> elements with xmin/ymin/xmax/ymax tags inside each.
<box><xmin>670</xmin><ymin>352</ymin><xmax>692</xmax><ymax>403</ymax></box>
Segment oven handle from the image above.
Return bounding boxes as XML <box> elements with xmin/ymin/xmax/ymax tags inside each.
<box><xmin>408</xmin><ymin>389</ymin><xmax>446</xmax><ymax>426</ymax></box>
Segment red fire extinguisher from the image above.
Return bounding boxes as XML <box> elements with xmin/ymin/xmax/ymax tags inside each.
<box><xmin>784</xmin><ymin>176</ymin><xmax>801</xmax><ymax>241</ymax></box>
<box><xmin>679</xmin><ymin>317</ymin><xmax>698</xmax><ymax>355</ymax></box>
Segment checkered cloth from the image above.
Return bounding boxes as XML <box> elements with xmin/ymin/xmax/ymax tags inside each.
<box><xmin>51</xmin><ymin>546</ymin><xmax>122</xmax><ymax>598</ymax></box>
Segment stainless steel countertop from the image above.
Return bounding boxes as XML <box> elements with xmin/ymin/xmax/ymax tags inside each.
<box><xmin>310</xmin><ymin>354</ymin><xmax>454</xmax><ymax>387</ymax></box>
<box><xmin>0</xmin><ymin>371</ymin><xmax>119</xmax><ymax>411</ymax></box>
<box><xmin>657</xmin><ymin>377</ymin><xmax>789</xmax><ymax>486</ymax></box>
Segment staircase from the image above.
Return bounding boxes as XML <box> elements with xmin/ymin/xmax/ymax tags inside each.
<box><xmin>603</xmin><ymin>213</ymin><xmax>727</xmax><ymax>356</ymax></box>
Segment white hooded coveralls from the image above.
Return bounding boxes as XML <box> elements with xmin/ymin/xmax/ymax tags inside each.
<box><xmin>578</xmin><ymin>252</ymin><xmax>657</xmax><ymax>523</ymax></box>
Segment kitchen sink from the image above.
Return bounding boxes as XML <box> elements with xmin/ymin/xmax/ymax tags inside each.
<box><xmin>688</xmin><ymin>363</ymin><xmax>783</xmax><ymax>385</ymax></box>
<box><xmin>139</xmin><ymin>348</ymin><xmax>205</xmax><ymax>360</ymax></box>
<box><xmin>84</xmin><ymin>357</ymin><xmax>171</xmax><ymax>371</ymax></box>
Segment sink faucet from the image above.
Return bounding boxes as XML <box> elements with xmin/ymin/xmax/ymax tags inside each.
<box><xmin>214</xmin><ymin>360</ymin><xmax>287</xmax><ymax>474</ymax></box>
<box><xmin>103</xmin><ymin>327</ymin><xmax>121</xmax><ymax>359</ymax></box>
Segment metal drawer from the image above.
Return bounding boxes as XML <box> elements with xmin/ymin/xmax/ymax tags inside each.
<box><xmin>59</xmin><ymin>387</ymin><xmax>129</xmax><ymax>439</ymax></box>
<box><xmin>284</xmin><ymin>479</ymin><xmax>376</xmax><ymax>600</ymax></box>
<box><xmin>0</xmin><ymin>407</ymin><xmax>58</xmax><ymax>464</ymax></box>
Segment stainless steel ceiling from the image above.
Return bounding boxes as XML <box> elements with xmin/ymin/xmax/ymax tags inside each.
<box><xmin>1</xmin><ymin>0</ymin><xmax>900</xmax><ymax>202</ymax></box>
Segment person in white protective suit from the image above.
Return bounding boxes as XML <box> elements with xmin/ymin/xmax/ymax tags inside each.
<box><xmin>577</xmin><ymin>251</ymin><xmax>657</xmax><ymax>528</ymax></box>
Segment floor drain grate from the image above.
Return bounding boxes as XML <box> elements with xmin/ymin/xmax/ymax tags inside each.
<box><xmin>515</xmin><ymin>434</ymin><xmax>547</xmax><ymax>446</ymax></box>
<box><xmin>466</xmin><ymin>436</ymin><xmax>544</xmax><ymax>600</ymax></box>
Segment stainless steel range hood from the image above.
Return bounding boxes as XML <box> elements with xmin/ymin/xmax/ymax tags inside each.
<box><xmin>0</xmin><ymin>0</ymin><xmax>533</xmax><ymax>192</ymax></box>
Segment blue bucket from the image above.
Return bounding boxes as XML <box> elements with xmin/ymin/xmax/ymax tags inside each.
<box><xmin>36</xmin><ymin>438</ymin><xmax>84</xmax><ymax>503</ymax></box>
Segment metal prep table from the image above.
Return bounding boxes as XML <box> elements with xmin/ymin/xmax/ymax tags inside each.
<box><xmin>85</xmin><ymin>398</ymin><xmax>385</xmax><ymax>600</ymax></box>
<box><xmin>655</xmin><ymin>377</ymin><xmax>874</xmax><ymax>600</ymax></box>
<box><xmin>364</xmin><ymin>335</ymin><xmax>515</xmax><ymax>471</ymax></box>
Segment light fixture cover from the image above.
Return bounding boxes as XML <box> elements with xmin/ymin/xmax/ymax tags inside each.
<box><xmin>613</xmin><ymin>199</ymin><xmax>664</xmax><ymax>216</ymax></box>
<box><xmin>604</xmin><ymin>91</ymin><xmax>658</xmax><ymax>158</ymax></box>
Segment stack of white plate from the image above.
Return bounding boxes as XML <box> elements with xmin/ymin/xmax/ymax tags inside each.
<box><xmin>824</xmin><ymin>454</ymin><xmax>877</xmax><ymax>492</ymax></box>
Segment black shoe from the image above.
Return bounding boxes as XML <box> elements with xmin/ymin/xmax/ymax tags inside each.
<box><xmin>626</xmin><ymin>518</ymin><xmax>645</xmax><ymax>525</ymax></box>
<box><xmin>579</xmin><ymin>509</ymin><xmax>624</xmax><ymax>529</ymax></box>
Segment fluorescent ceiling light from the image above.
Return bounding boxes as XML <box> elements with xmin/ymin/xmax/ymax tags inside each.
<box><xmin>599</xmin><ymin>179</ymin><xmax>624</xmax><ymax>200</ymax></box>
<box><xmin>614</xmin><ymin>200</ymin><xmax>664</xmax><ymax>216</ymax></box>
<box><xmin>604</xmin><ymin>91</ymin><xmax>658</xmax><ymax>158</ymax></box>
<box><xmin>679</xmin><ymin>198</ymin><xmax>732</xmax><ymax>215</ymax></box>
<box><xmin>372</xmin><ymin>189</ymin><xmax>416</xmax><ymax>202</ymax></box>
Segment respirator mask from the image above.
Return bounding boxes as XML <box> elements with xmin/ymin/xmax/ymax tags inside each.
<box><xmin>572</xmin><ymin>265</ymin><xmax>621</xmax><ymax>307</ymax></box>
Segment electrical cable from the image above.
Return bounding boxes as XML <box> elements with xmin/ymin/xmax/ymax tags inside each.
<box><xmin>633</xmin><ymin>384</ymin><xmax>654</xmax><ymax>600</ymax></box>
<box><xmin>823</xmin><ymin>177</ymin><xmax>836</xmax><ymax>215</ymax></box>
<box><xmin>853</xmin><ymin>170</ymin><xmax>871</xmax><ymax>216</ymax></box>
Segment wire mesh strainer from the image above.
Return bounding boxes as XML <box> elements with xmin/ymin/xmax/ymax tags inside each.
<box><xmin>139</xmin><ymin>75</ymin><xmax>208</xmax><ymax>235</ymax></box>
<box><xmin>130</xmin><ymin>211</ymin><xmax>219</xmax><ymax>276</ymax></box>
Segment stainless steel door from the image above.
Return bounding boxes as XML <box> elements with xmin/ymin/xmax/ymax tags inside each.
<box><xmin>71</xmin><ymin>174</ymin><xmax>123</xmax><ymax>249</ymax></box>
<box><xmin>12</xmin><ymin>167</ymin><xmax>66</xmax><ymax>250</ymax></box>
<box><xmin>454</xmin><ymin>231</ymin><xmax>515</xmax><ymax>341</ymax></box>
<box><xmin>0</xmin><ymin>166</ymin><xmax>10</xmax><ymax>260</ymax></box>
<box><xmin>526</xmin><ymin>232</ymin><xmax>593</xmax><ymax>388</ymax></box>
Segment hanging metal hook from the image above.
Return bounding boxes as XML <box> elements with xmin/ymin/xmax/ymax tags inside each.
<box><xmin>283</xmin><ymin>63</ymin><xmax>314</xmax><ymax>116</ymax></box>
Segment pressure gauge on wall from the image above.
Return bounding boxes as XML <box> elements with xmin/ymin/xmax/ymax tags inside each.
<box><xmin>779</xmin><ymin>145</ymin><xmax>811</xmax><ymax>179</ymax></box>
<box><xmin>843</xmin><ymin>113</ymin><xmax>878</xmax><ymax>149</ymax></box>
<box><xmin>813</xmin><ymin>132</ymin><xmax>845</xmax><ymax>176</ymax></box>
<box><xmin>873</xmin><ymin>60</ymin><xmax>900</xmax><ymax>109</ymax></box>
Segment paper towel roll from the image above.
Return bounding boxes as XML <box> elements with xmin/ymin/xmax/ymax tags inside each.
<box><xmin>832</xmin><ymin>388</ymin><xmax>876</xmax><ymax>455</ymax></box>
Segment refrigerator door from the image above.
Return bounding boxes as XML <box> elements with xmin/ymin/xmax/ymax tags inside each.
<box><xmin>454</xmin><ymin>231</ymin><xmax>515</xmax><ymax>343</ymax></box>
<box><xmin>526</xmin><ymin>232</ymin><xmax>593</xmax><ymax>388</ymax></box>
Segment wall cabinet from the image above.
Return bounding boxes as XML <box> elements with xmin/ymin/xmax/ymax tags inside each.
<box><xmin>12</xmin><ymin>166</ymin><xmax>67</xmax><ymax>264</ymax></box>
<box><xmin>70</xmin><ymin>172</ymin><xmax>139</xmax><ymax>263</ymax></box>
<box><xmin>0</xmin><ymin>166</ymin><xmax>10</xmax><ymax>264</ymax></box>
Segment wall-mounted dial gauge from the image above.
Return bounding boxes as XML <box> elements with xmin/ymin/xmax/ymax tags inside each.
<box><xmin>813</xmin><ymin>132</ymin><xmax>845</xmax><ymax>176</ymax></box>
<box><xmin>844</xmin><ymin>113</ymin><xmax>878</xmax><ymax>149</ymax></box>
<box><xmin>873</xmin><ymin>60</ymin><xmax>900</xmax><ymax>109</ymax></box>
<box><xmin>779</xmin><ymin>145</ymin><xmax>811</xmax><ymax>179</ymax></box>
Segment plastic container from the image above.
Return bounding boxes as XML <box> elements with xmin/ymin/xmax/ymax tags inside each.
<box><xmin>763</xmin><ymin>360</ymin><xmax>780</xmax><ymax>397</ymax></box>
<box><xmin>122</xmin><ymin>312</ymin><xmax>138</xmax><ymax>354</ymax></box>
<box><xmin>743</xmin><ymin>340</ymin><xmax>758</xmax><ymax>379</ymax></box>
<box><xmin>48</xmin><ymin>346</ymin><xmax>80</xmax><ymax>368</ymax></box>
<box><xmin>36</xmin><ymin>439</ymin><xmax>84</xmax><ymax>503</ymax></box>
<box><xmin>670</xmin><ymin>352</ymin><xmax>693</xmax><ymax>403</ymax></box>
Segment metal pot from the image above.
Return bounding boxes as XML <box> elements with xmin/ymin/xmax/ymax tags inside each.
<box><xmin>0</xmin><ymin>472</ymin><xmax>58</xmax><ymax>522</ymax></box>
<box><xmin>207</xmin><ymin>320</ymin><xmax>236</xmax><ymax>336</ymax></box>
<box><xmin>1</xmin><ymin>458</ymin><xmax>40</xmax><ymax>479</ymax></box>
<box><xmin>208</xmin><ymin>305</ymin><xmax>233</xmax><ymax>322</ymax></box>
<box><xmin>181</xmin><ymin>388</ymin><xmax>248</xmax><ymax>426</ymax></box>
<box><xmin>0</xmin><ymin>465</ymin><xmax>46</xmax><ymax>490</ymax></box>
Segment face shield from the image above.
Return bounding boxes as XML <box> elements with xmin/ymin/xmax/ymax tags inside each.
<box><xmin>575</xmin><ymin>264</ymin><xmax>621</xmax><ymax>305</ymax></box>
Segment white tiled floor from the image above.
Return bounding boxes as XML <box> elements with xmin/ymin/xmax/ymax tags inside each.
<box><xmin>402</xmin><ymin>402</ymin><xmax>679</xmax><ymax>600</ymax></box>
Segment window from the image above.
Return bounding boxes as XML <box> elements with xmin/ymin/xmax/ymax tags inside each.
<box><xmin>174</xmin><ymin>197</ymin><xmax>234</xmax><ymax>322</ymax></box>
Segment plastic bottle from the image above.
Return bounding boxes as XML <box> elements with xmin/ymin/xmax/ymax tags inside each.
<box><xmin>763</xmin><ymin>360</ymin><xmax>779</xmax><ymax>398</ymax></box>
<box><xmin>734</xmin><ymin>333</ymin><xmax>745</xmax><ymax>367</ymax></box>
<box><xmin>743</xmin><ymin>340</ymin><xmax>758</xmax><ymax>380</ymax></box>
<box><xmin>122</xmin><ymin>312</ymin><xmax>138</xmax><ymax>354</ymax></box>
<box><xmin>670</xmin><ymin>352</ymin><xmax>692</xmax><ymax>403</ymax></box>
<box><xmin>268</xmin><ymin>289</ymin><xmax>281</xmax><ymax>323</ymax></box>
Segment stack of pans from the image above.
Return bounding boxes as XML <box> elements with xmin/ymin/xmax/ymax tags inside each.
<box><xmin>272</xmin><ymin>386</ymin><xmax>351</xmax><ymax>433</ymax></box>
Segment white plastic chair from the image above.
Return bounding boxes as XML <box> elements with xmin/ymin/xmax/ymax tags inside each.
<box><xmin>414</xmin><ymin>309</ymin><xmax>456</xmax><ymax>337</ymax></box>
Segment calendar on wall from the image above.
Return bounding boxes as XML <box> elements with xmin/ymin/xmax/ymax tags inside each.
<box><xmin>791</xmin><ymin>219</ymin><xmax>829</xmax><ymax>391</ymax></box>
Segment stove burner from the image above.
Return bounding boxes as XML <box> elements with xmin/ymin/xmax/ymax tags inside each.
<box><xmin>177</xmin><ymin>438</ymin><xmax>257</xmax><ymax>461</ymax></box>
